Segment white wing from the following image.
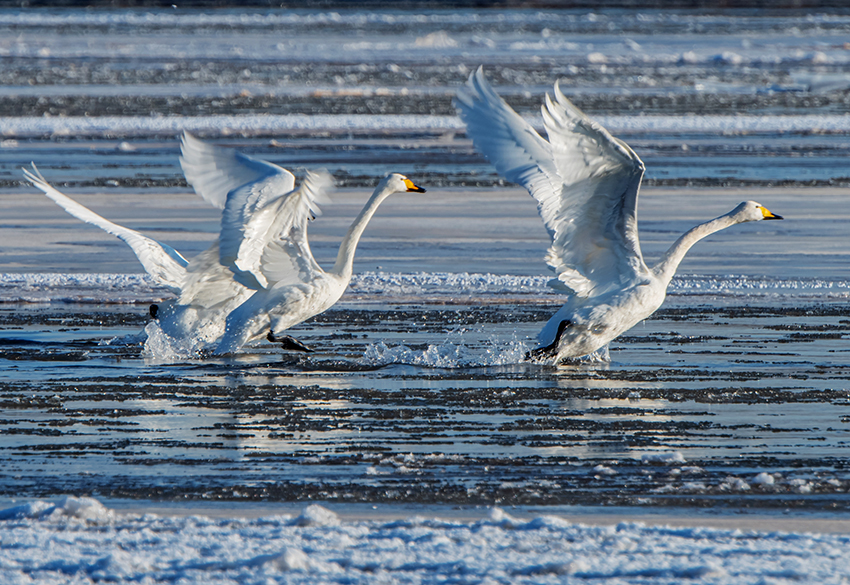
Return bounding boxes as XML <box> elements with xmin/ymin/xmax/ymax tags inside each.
<box><xmin>225</xmin><ymin>170</ymin><xmax>333</xmax><ymax>290</ymax></box>
<box><xmin>178</xmin><ymin>240</ymin><xmax>251</xmax><ymax>309</ymax></box>
<box><xmin>23</xmin><ymin>164</ymin><xmax>187</xmax><ymax>294</ymax></box>
<box><xmin>179</xmin><ymin>131</ymin><xmax>295</xmax><ymax>210</ymax></box>
<box><xmin>455</xmin><ymin>67</ymin><xmax>648</xmax><ymax>298</ymax></box>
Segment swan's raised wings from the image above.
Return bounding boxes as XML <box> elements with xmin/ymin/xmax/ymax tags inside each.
<box><xmin>541</xmin><ymin>83</ymin><xmax>648</xmax><ymax>296</ymax></box>
<box><xmin>23</xmin><ymin>164</ymin><xmax>188</xmax><ymax>294</ymax></box>
<box><xmin>225</xmin><ymin>170</ymin><xmax>333</xmax><ymax>290</ymax></box>
<box><xmin>179</xmin><ymin>131</ymin><xmax>295</xmax><ymax>211</ymax></box>
<box><xmin>455</xmin><ymin>67</ymin><xmax>648</xmax><ymax>298</ymax></box>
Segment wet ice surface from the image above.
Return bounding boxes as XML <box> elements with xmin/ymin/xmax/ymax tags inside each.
<box><xmin>1</xmin><ymin>291</ymin><xmax>849</xmax><ymax>511</ymax></box>
<box><xmin>2</xmin><ymin>6</ymin><xmax>850</xmax><ymax>582</ymax></box>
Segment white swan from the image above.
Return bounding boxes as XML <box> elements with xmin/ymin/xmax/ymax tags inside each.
<box><xmin>214</xmin><ymin>172</ymin><xmax>426</xmax><ymax>354</ymax></box>
<box><xmin>25</xmin><ymin>135</ymin><xmax>425</xmax><ymax>355</ymax></box>
<box><xmin>22</xmin><ymin>132</ymin><xmax>303</xmax><ymax>348</ymax></box>
<box><xmin>455</xmin><ymin>67</ymin><xmax>784</xmax><ymax>364</ymax></box>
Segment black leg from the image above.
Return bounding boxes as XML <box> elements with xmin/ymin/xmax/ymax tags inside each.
<box><xmin>526</xmin><ymin>320</ymin><xmax>571</xmax><ymax>360</ymax></box>
<box><xmin>267</xmin><ymin>331</ymin><xmax>313</xmax><ymax>353</ymax></box>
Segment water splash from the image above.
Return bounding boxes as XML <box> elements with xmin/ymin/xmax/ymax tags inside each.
<box><xmin>141</xmin><ymin>322</ymin><xmax>205</xmax><ymax>363</ymax></box>
<box><xmin>360</xmin><ymin>332</ymin><xmax>530</xmax><ymax>368</ymax></box>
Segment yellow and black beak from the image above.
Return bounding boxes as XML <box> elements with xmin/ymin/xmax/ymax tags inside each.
<box><xmin>403</xmin><ymin>178</ymin><xmax>426</xmax><ymax>193</ymax></box>
<box><xmin>760</xmin><ymin>206</ymin><xmax>783</xmax><ymax>220</ymax></box>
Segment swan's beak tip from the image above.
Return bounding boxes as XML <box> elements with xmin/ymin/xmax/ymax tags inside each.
<box><xmin>403</xmin><ymin>178</ymin><xmax>426</xmax><ymax>193</ymax></box>
<box><xmin>760</xmin><ymin>206</ymin><xmax>783</xmax><ymax>220</ymax></box>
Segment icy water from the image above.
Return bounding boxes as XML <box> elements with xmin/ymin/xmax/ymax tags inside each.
<box><xmin>1</xmin><ymin>6</ymin><xmax>850</xmax><ymax>521</ymax></box>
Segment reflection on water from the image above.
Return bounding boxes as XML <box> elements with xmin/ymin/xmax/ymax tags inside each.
<box><xmin>1</xmin><ymin>299</ymin><xmax>849</xmax><ymax>510</ymax></box>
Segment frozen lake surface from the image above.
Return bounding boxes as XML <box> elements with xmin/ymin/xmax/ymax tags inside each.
<box><xmin>2</xmin><ymin>5</ymin><xmax>850</xmax><ymax>583</ymax></box>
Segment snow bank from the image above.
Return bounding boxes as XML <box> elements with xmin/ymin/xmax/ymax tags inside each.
<box><xmin>1</xmin><ymin>498</ymin><xmax>849</xmax><ymax>584</ymax></box>
<box><xmin>6</xmin><ymin>114</ymin><xmax>850</xmax><ymax>137</ymax></box>
<box><xmin>3</xmin><ymin>272</ymin><xmax>849</xmax><ymax>305</ymax></box>
<box><xmin>0</xmin><ymin>496</ymin><xmax>115</xmax><ymax>523</ymax></box>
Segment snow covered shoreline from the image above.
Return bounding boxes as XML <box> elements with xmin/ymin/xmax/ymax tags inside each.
<box><xmin>1</xmin><ymin>496</ymin><xmax>849</xmax><ymax>584</ymax></box>
<box><xmin>5</xmin><ymin>496</ymin><xmax>849</xmax><ymax>535</ymax></box>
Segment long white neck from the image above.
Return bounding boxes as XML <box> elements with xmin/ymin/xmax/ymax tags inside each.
<box><xmin>331</xmin><ymin>181</ymin><xmax>395</xmax><ymax>279</ymax></box>
<box><xmin>652</xmin><ymin>211</ymin><xmax>741</xmax><ymax>285</ymax></box>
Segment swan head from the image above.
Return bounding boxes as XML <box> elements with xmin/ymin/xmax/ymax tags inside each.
<box><xmin>732</xmin><ymin>201</ymin><xmax>783</xmax><ymax>223</ymax></box>
<box><xmin>380</xmin><ymin>173</ymin><xmax>426</xmax><ymax>194</ymax></box>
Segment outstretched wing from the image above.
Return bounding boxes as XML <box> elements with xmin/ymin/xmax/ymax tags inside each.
<box><xmin>455</xmin><ymin>67</ymin><xmax>648</xmax><ymax>298</ymax></box>
<box><xmin>23</xmin><ymin>164</ymin><xmax>187</xmax><ymax>294</ymax></box>
<box><xmin>179</xmin><ymin>131</ymin><xmax>295</xmax><ymax>210</ymax></box>
<box><xmin>225</xmin><ymin>170</ymin><xmax>333</xmax><ymax>290</ymax></box>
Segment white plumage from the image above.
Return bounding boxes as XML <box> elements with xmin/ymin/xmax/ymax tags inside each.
<box><xmin>213</xmin><ymin>172</ymin><xmax>426</xmax><ymax>354</ymax></box>
<box><xmin>24</xmin><ymin>133</ymin><xmax>426</xmax><ymax>355</ymax></box>
<box><xmin>455</xmin><ymin>67</ymin><xmax>783</xmax><ymax>364</ymax></box>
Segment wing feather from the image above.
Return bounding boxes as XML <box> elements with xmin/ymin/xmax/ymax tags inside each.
<box><xmin>23</xmin><ymin>164</ymin><xmax>187</xmax><ymax>293</ymax></box>
<box><xmin>454</xmin><ymin>67</ymin><xmax>563</xmax><ymax>238</ymax></box>
<box><xmin>541</xmin><ymin>85</ymin><xmax>647</xmax><ymax>295</ymax></box>
<box><xmin>179</xmin><ymin>131</ymin><xmax>295</xmax><ymax>210</ymax></box>
<box><xmin>226</xmin><ymin>170</ymin><xmax>332</xmax><ymax>290</ymax></box>
<box><xmin>455</xmin><ymin>68</ymin><xmax>648</xmax><ymax>298</ymax></box>
<box><xmin>178</xmin><ymin>240</ymin><xmax>251</xmax><ymax>309</ymax></box>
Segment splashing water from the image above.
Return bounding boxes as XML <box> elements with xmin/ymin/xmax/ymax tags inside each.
<box><xmin>566</xmin><ymin>345</ymin><xmax>611</xmax><ymax>365</ymax></box>
<box><xmin>141</xmin><ymin>322</ymin><xmax>206</xmax><ymax>363</ymax></box>
<box><xmin>360</xmin><ymin>332</ymin><xmax>530</xmax><ymax>368</ymax></box>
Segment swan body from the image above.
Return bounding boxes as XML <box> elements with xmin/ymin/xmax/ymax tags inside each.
<box><xmin>23</xmin><ymin>132</ymin><xmax>312</xmax><ymax>349</ymax></box>
<box><xmin>214</xmin><ymin>172</ymin><xmax>426</xmax><ymax>354</ymax></box>
<box><xmin>455</xmin><ymin>67</ymin><xmax>783</xmax><ymax>364</ymax></box>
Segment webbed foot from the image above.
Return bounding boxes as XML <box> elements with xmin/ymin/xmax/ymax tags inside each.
<box><xmin>267</xmin><ymin>331</ymin><xmax>314</xmax><ymax>353</ymax></box>
<box><xmin>525</xmin><ymin>319</ymin><xmax>571</xmax><ymax>361</ymax></box>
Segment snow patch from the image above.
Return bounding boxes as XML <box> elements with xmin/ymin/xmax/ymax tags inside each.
<box><xmin>3</xmin><ymin>272</ymin><xmax>850</xmax><ymax>305</ymax></box>
<box><xmin>273</xmin><ymin>548</ymin><xmax>312</xmax><ymax>571</ymax></box>
<box><xmin>415</xmin><ymin>31</ymin><xmax>458</xmax><ymax>48</ymax></box>
<box><xmin>2</xmin><ymin>496</ymin><xmax>850</xmax><ymax>584</ymax></box>
<box><xmin>753</xmin><ymin>472</ymin><xmax>776</xmax><ymax>485</ymax></box>
<box><xmin>9</xmin><ymin>113</ymin><xmax>850</xmax><ymax>138</ymax></box>
<box><xmin>0</xmin><ymin>496</ymin><xmax>115</xmax><ymax>523</ymax></box>
<box><xmin>293</xmin><ymin>504</ymin><xmax>340</xmax><ymax>527</ymax></box>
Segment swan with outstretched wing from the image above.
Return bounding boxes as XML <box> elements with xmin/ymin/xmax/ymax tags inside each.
<box><xmin>455</xmin><ymin>67</ymin><xmax>783</xmax><ymax>363</ymax></box>
<box><xmin>27</xmin><ymin>134</ymin><xmax>426</xmax><ymax>355</ymax></box>
<box><xmin>24</xmin><ymin>133</ymin><xmax>322</xmax><ymax>351</ymax></box>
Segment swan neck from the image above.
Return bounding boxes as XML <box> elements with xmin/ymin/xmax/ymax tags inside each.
<box><xmin>652</xmin><ymin>212</ymin><xmax>738</xmax><ymax>284</ymax></box>
<box><xmin>332</xmin><ymin>183</ymin><xmax>394</xmax><ymax>278</ymax></box>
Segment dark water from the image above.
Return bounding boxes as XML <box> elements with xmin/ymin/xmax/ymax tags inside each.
<box><xmin>1</xmin><ymin>299</ymin><xmax>849</xmax><ymax>510</ymax></box>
